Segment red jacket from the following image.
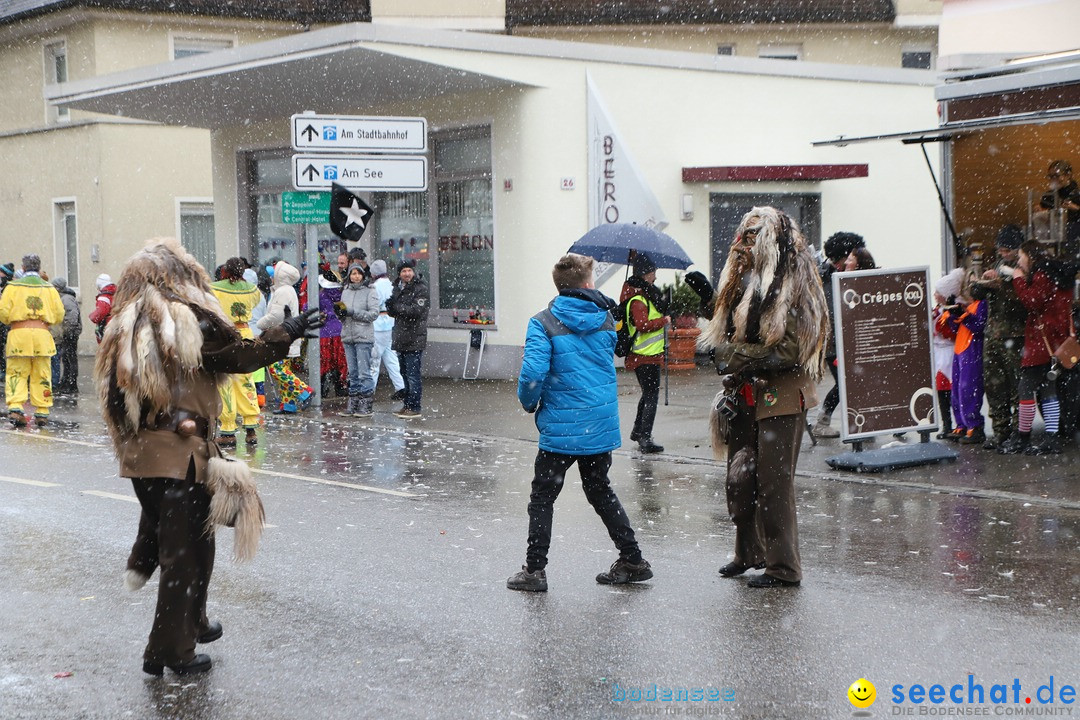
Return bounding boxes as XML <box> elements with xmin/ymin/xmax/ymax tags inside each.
<box><xmin>1013</xmin><ymin>270</ymin><xmax>1072</xmax><ymax>367</ymax></box>
<box><xmin>89</xmin><ymin>285</ymin><xmax>116</xmax><ymax>325</ymax></box>
<box><xmin>620</xmin><ymin>281</ymin><xmax>668</xmax><ymax>370</ymax></box>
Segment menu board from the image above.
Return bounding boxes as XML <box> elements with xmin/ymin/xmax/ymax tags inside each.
<box><xmin>833</xmin><ymin>267</ymin><xmax>938</xmax><ymax>440</ymax></box>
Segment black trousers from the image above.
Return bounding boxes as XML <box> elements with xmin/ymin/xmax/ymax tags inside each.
<box><xmin>57</xmin><ymin>332</ymin><xmax>79</xmax><ymax>392</ymax></box>
<box><xmin>821</xmin><ymin>357</ymin><xmax>840</xmax><ymax>416</ymax></box>
<box><xmin>632</xmin><ymin>364</ymin><xmax>661</xmax><ymax>440</ymax></box>
<box><xmin>129</xmin><ymin>472</ymin><xmax>215</xmax><ymax>665</ymax></box>
<box><xmin>526</xmin><ymin>449</ymin><xmax>640</xmax><ymax>571</ymax></box>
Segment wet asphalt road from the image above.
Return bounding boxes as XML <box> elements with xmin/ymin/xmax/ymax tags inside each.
<box><xmin>1</xmin><ymin>374</ymin><xmax>1078</xmax><ymax>720</ymax></box>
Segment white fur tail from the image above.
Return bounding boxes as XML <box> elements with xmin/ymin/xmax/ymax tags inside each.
<box><xmin>206</xmin><ymin>456</ymin><xmax>265</xmax><ymax>562</ymax></box>
<box><xmin>124</xmin><ymin>569</ymin><xmax>150</xmax><ymax>591</ymax></box>
<box><xmin>710</xmin><ymin>391</ymin><xmax>730</xmax><ymax>461</ymax></box>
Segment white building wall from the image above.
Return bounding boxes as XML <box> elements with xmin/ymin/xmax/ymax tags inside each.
<box><xmin>209</xmin><ymin>46</ymin><xmax>938</xmax><ymax>377</ymax></box>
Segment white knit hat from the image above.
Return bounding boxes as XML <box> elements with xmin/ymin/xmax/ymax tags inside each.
<box><xmin>934</xmin><ymin>268</ymin><xmax>965</xmax><ymax>300</ymax></box>
<box><xmin>96</xmin><ymin>273</ymin><xmax>113</xmax><ymax>291</ymax></box>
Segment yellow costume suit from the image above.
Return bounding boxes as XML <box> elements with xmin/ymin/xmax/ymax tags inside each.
<box><xmin>0</xmin><ymin>274</ymin><xmax>65</xmax><ymax>419</ymax></box>
<box><xmin>211</xmin><ymin>279</ymin><xmax>264</xmax><ymax>436</ymax></box>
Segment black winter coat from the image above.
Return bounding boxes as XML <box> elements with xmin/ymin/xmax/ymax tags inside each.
<box><xmin>386</xmin><ymin>277</ymin><xmax>430</xmax><ymax>352</ymax></box>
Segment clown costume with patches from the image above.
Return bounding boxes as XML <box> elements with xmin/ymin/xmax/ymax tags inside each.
<box><xmin>0</xmin><ymin>254</ymin><xmax>65</xmax><ymax>426</ymax></box>
<box><xmin>211</xmin><ymin>257</ymin><xmax>265</xmax><ymax>446</ymax></box>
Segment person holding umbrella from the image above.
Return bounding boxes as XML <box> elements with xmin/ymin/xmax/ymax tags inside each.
<box><xmin>620</xmin><ymin>252</ymin><xmax>670</xmax><ymax>453</ymax></box>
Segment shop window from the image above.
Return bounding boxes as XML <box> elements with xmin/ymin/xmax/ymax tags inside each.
<box><xmin>244</xmin><ymin>151</ymin><xmax>338</xmax><ymax>274</ymax></box>
<box><xmin>53</xmin><ymin>200</ymin><xmax>79</xmax><ymax>289</ymax></box>
<box><xmin>372</xmin><ymin>127</ymin><xmax>494</xmax><ymax>326</ymax></box>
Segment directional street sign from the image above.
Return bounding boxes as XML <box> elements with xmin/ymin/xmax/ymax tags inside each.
<box><xmin>281</xmin><ymin>191</ymin><xmax>330</xmax><ymax>224</ymax></box>
<box><xmin>291</xmin><ymin>114</ymin><xmax>427</xmax><ymax>153</ymax></box>
<box><xmin>292</xmin><ymin>155</ymin><xmax>428</xmax><ymax>192</ymax></box>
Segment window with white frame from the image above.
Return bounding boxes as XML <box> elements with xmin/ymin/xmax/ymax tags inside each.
<box><xmin>758</xmin><ymin>43</ymin><xmax>802</xmax><ymax>61</ymax></box>
<box><xmin>179</xmin><ymin>201</ymin><xmax>216</xmax><ymax>273</ymax></box>
<box><xmin>53</xmin><ymin>201</ymin><xmax>79</xmax><ymax>289</ymax></box>
<box><xmin>901</xmin><ymin>44</ymin><xmax>934</xmax><ymax>70</ymax></box>
<box><xmin>172</xmin><ymin>35</ymin><xmax>235</xmax><ymax>60</ymax></box>
<box><xmin>44</xmin><ymin>41</ymin><xmax>69</xmax><ymax>122</ymax></box>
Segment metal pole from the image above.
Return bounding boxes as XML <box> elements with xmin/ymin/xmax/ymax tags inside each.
<box><xmin>663</xmin><ymin>323</ymin><xmax>669</xmax><ymax>406</ymax></box>
<box><xmin>663</xmin><ymin>285</ymin><xmax>671</xmax><ymax>407</ymax></box>
<box><xmin>917</xmin><ymin>141</ymin><xmax>963</xmax><ymax>263</ymax></box>
<box><xmin>304</xmin><ymin>223</ymin><xmax>321</xmax><ymax>409</ymax></box>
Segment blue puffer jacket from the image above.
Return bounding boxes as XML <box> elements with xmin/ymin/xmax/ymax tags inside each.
<box><xmin>518</xmin><ymin>288</ymin><xmax>621</xmax><ymax>455</ymax></box>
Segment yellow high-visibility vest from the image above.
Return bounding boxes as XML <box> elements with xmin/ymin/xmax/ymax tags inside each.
<box><xmin>627</xmin><ymin>295</ymin><xmax>664</xmax><ymax>356</ymax></box>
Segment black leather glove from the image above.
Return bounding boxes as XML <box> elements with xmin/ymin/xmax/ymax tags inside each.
<box><xmin>281</xmin><ymin>308</ymin><xmax>326</xmax><ymax>341</ymax></box>
<box><xmin>684</xmin><ymin>271</ymin><xmax>714</xmax><ymax>304</ymax></box>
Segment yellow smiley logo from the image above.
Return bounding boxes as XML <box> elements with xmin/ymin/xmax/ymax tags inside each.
<box><xmin>848</xmin><ymin>678</ymin><xmax>876</xmax><ymax>709</ymax></box>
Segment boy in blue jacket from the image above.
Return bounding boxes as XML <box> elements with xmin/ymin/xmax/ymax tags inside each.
<box><xmin>508</xmin><ymin>253</ymin><xmax>653</xmax><ymax>592</ymax></box>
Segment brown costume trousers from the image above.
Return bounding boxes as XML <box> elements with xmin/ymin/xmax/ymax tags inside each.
<box><xmin>726</xmin><ymin>408</ymin><xmax>805</xmax><ymax>583</ymax></box>
<box><xmin>128</xmin><ymin>468</ymin><xmax>215</xmax><ymax>666</ymax></box>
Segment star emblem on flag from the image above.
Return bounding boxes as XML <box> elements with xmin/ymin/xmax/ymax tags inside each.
<box><xmin>329</xmin><ymin>182</ymin><xmax>376</xmax><ymax>242</ymax></box>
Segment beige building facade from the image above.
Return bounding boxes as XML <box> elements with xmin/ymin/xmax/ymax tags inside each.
<box><xmin>3</xmin><ymin>1</ymin><xmax>944</xmax><ymax>358</ymax></box>
<box><xmin>53</xmin><ymin>23</ymin><xmax>941</xmax><ymax>378</ymax></box>
<box><xmin>0</xmin><ymin>3</ymin><xmax>360</xmax><ymax>352</ymax></box>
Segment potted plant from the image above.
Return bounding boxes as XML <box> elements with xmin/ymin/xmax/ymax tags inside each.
<box><xmin>661</xmin><ymin>274</ymin><xmax>704</xmax><ymax>370</ymax></box>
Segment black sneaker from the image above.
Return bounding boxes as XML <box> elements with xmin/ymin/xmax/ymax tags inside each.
<box><xmin>506</xmin><ymin>566</ymin><xmax>547</xmax><ymax>592</ymax></box>
<box><xmin>596</xmin><ymin>558</ymin><xmax>653</xmax><ymax>585</ymax></box>
<box><xmin>390</xmin><ymin>389</ymin><xmax>406</xmax><ymax>402</ymax></box>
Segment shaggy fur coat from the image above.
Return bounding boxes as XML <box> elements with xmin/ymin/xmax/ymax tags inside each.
<box><xmin>700</xmin><ymin>206</ymin><xmax>829</xmax><ymax>380</ymax></box>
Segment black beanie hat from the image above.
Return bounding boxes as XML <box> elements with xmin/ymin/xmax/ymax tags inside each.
<box><xmin>397</xmin><ymin>258</ymin><xmax>416</xmax><ymax>273</ymax></box>
<box><xmin>0</xmin><ymin>262</ymin><xmax>13</xmax><ymax>279</ymax></box>
<box><xmin>631</xmin><ymin>253</ymin><xmax>657</xmax><ymax>276</ymax></box>
<box><xmin>824</xmin><ymin>232</ymin><xmax>865</xmax><ymax>262</ymax></box>
<box><xmin>996</xmin><ymin>224</ymin><xmax>1024</xmax><ymax>249</ymax></box>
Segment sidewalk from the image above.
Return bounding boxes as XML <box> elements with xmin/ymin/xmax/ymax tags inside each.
<box><xmin>51</xmin><ymin>357</ymin><xmax>1080</xmax><ymax>509</ymax></box>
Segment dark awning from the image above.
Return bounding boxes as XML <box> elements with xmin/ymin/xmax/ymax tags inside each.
<box><xmin>682</xmin><ymin>164</ymin><xmax>868</xmax><ymax>182</ymax></box>
<box><xmin>812</xmin><ymin>105</ymin><xmax>1080</xmax><ymax>147</ymax></box>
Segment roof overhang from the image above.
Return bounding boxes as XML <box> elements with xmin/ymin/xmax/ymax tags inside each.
<box><xmin>814</xmin><ymin>53</ymin><xmax>1080</xmax><ymax>148</ymax></box>
<box><xmin>47</xmin><ymin>21</ymin><xmax>934</xmax><ymax>130</ymax></box>
<box><xmin>45</xmin><ymin>23</ymin><xmax>537</xmax><ymax>129</ymax></box>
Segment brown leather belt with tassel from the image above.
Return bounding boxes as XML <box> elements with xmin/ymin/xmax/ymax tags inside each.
<box><xmin>141</xmin><ymin>409</ymin><xmax>211</xmax><ymax>439</ymax></box>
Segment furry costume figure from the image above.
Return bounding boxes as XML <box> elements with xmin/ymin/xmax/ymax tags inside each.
<box><xmin>699</xmin><ymin>207</ymin><xmax>827</xmax><ymax>586</ymax></box>
<box><xmin>701</xmin><ymin>206</ymin><xmax>829</xmax><ymax>378</ymax></box>
<box><xmin>96</xmin><ymin>238</ymin><xmax>232</xmax><ymax>449</ymax></box>
<box><xmin>95</xmin><ymin>236</ymin><xmax>264</xmax><ymax>562</ymax></box>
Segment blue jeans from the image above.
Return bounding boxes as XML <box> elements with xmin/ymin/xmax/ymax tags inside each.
<box><xmin>397</xmin><ymin>350</ymin><xmax>423</xmax><ymax>411</ymax></box>
<box><xmin>343</xmin><ymin>341</ymin><xmax>375</xmax><ymax>396</ymax></box>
